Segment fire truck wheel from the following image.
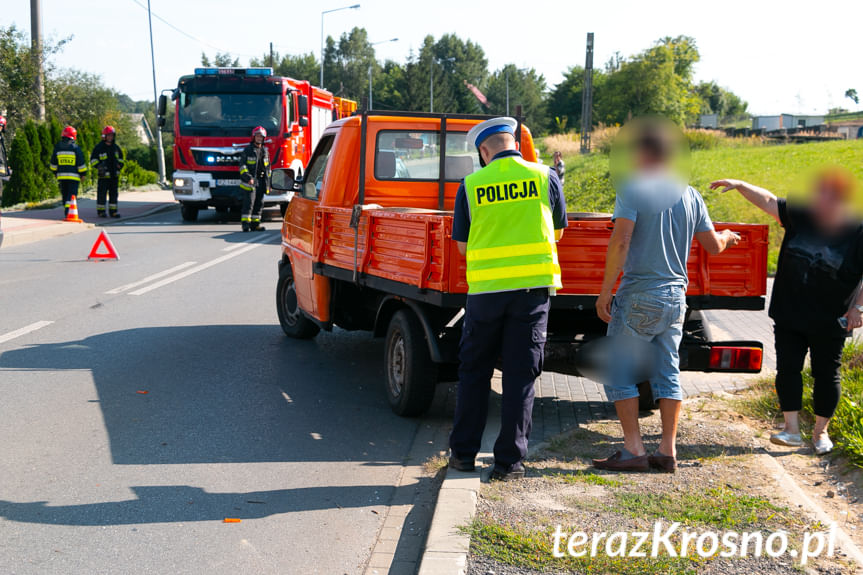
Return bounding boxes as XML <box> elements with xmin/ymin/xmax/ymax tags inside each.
<box><xmin>276</xmin><ymin>262</ymin><xmax>320</xmax><ymax>339</ymax></box>
<box><xmin>180</xmin><ymin>203</ymin><xmax>199</xmax><ymax>222</ymax></box>
<box><xmin>385</xmin><ymin>309</ymin><xmax>437</xmax><ymax>417</ymax></box>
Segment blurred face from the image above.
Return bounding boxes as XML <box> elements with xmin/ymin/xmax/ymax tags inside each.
<box><xmin>811</xmin><ymin>180</ymin><xmax>850</xmax><ymax>228</ymax></box>
<box><xmin>254</xmin><ymin>134</ymin><xmax>264</xmax><ymax>145</ymax></box>
<box><xmin>105</xmin><ymin>133</ymin><xmax>114</xmax><ymax>144</ymax></box>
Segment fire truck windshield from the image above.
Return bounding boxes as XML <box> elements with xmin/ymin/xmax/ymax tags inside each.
<box><xmin>178</xmin><ymin>92</ymin><xmax>283</xmax><ymax>137</ymax></box>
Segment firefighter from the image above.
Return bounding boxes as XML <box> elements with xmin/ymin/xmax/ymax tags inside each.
<box><xmin>90</xmin><ymin>125</ymin><xmax>125</xmax><ymax>217</ymax></box>
<box><xmin>0</xmin><ymin>115</ymin><xmax>9</xmax><ymax>180</ymax></box>
<box><xmin>49</xmin><ymin>126</ymin><xmax>88</xmax><ymax>216</ymax></box>
<box><xmin>448</xmin><ymin>117</ymin><xmax>568</xmax><ymax>481</ymax></box>
<box><xmin>238</xmin><ymin>126</ymin><xmax>270</xmax><ymax>232</ymax></box>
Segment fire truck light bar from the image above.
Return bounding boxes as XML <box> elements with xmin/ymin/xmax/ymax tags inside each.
<box><xmin>194</xmin><ymin>67</ymin><xmax>273</xmax><ymax>77</ymax></box>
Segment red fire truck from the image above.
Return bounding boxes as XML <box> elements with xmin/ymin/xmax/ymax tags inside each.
<box><xmin>157</xmin><ymin>67</ymin><xmax>355</xmax><ymax>222</ymax></box>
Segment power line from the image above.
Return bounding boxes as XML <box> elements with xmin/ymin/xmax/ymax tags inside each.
<box><xmin>128</xmin><ymin>0</ymin><xmax>256</xmax><ymax>58</ymax></box>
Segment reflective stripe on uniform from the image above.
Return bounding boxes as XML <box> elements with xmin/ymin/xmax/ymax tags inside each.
<box><xmin>464</xmin><ymin>241</ymin><xmax>554</xmax><ymax>262</ymax></box>
<box><xmin>57</xmin><ymin>174</ymin><xmax>82</xmax><ymax>181</ymax></box>
<box><xmin>467</xmin><ymin>263</ymin><xmax>561</xmax><ymax>283</ymax></box>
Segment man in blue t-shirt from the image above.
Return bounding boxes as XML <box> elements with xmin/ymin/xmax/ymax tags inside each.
<box><xmin>593</xmin><ymin>119</ymin><xmax>740</xmax><ymax>473</ymax></box>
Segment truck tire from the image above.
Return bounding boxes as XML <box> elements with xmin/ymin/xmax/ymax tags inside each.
<box><xmin>385</xmin><ymin>309</ymin><xmax>437</xmax><ymax>417</ymax></box>
<box><xmin>180</xmin><ymin>203</ymin><xmax>199</xmax><ymax>222</ymax></box>
<box><xmin>276</xmin><ymin>263</ymin><xmax>320</xmax><ymax>339</ymax></box>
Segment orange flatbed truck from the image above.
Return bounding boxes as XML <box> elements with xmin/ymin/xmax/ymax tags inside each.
<box><xmin>274</xmin><ymin>112</ymin><xmax>769</xmax><ymax>416</ymax></box>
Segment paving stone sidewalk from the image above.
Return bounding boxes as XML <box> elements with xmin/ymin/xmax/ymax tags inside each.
<box><xmin>530</xmin><ymin>282</ymin><xmax>776</xmax><ymax>443</ymax></box>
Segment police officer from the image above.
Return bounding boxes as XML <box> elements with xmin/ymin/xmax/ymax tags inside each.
<box><xmin>90</xmin><ymin>125</ymin><xmax>125</xmax><ymax>218</ymax></box>
<box><xmin>449</xmin><ymin>117</ymin><xmax>568</xmax><ymax>481</ymax></box>
<box><xmin>238</xmin><ymin>126</ymin><xmax>270</xmax><ymax>232</ymax></box>
<box><xmin>49</xmin><ymin>126</ymin><xmax>88</xmax><ymax>216</ymax></box>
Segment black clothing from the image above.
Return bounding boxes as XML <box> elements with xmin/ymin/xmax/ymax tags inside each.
<box><xmin>774</xmin><ymin>325</ymin><xmax>845</xmax><ymax>418</ymax></box>
<box><xmin>97</xmin><ymin>177</ymin><xmax>120</xmax><ymax>216</ymax></box>
<box><xmin>59</xmin><ymin>180</ymin><xmax>79</xmax><ymax>215</ymax></box>
<box><xmin>238</xmin><ymin>143</ymin><xmax>270</xmax><ymax>228</ymax></box>
<box><xmin>90</xmin><ymin>140</ymin><xmax>125</xmax><ymax>179</ymax></box>
<box><xmin>770</xmin><ymin>198</ymin><xmax>863</xmax><ymax>338</ymax></box>
<box><xmin>49</xmin><ymin>138</ymin><xmax>87</xmax><ymax>181</ymax></box>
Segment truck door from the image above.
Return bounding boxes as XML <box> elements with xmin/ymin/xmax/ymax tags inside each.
<box><xmin>286</xmin><ymin>134</ymin><xmax>335</xmax><ymax>318</ymax></box>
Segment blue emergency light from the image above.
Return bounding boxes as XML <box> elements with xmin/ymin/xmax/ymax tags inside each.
<box><xmin>194</xmin><ymin>67</ymin><xmax>273</xmax><ymax>77</ymax></box>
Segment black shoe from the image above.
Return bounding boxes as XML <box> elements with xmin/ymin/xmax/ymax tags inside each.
<box><xmin>97</xmin><ymin>212</ymin><xmax>107</xmax><ymax>218</ymax></box>
<box><xmin>110</xmin><ymin>212</ymin><xmax>121</xmax><ymax>218</ymax></box>
<box><xmin>242</xmin><ymin>223</ymin><xmax>251</xmax><ymax>232</ymax></box>
<box><xmin>448</xmin><ymin>456</ymin><xmax>476</xmax><ymax>472</ymax></box>
<box><xmin>489</xmin><ymin>463</ymin><xmax>525</xmax><ymax>482</ymax></box>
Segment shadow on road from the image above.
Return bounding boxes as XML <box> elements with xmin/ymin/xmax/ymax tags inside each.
<box><xmin>0</xmin><ymin>325</ymin><xmax>421</xmax><ymax>465</ymax></box>
<box><xmin>0</xmin><ymin>484</ymin><xmax>385</xmax><ymax>526</ymax></box>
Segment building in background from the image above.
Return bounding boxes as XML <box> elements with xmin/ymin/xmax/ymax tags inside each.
<box><xmin>752</xmin><ymin>114</ymin><xmax>824</xmax><ymax>131</ymax></box>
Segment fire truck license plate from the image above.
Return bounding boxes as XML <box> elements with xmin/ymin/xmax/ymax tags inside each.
<box><xmin>216</xmin><ymin>179</ymin><xmax>241</xmax><ymax>187</ymax></box>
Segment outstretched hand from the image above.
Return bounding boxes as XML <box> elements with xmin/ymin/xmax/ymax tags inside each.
<box><xmin>709</xmin><ymin>179</ymin><xmax>745</xmax><ymax>194</ymax></box>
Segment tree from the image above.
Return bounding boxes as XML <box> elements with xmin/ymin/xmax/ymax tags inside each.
<box><xmin>846</xmin><ymin>88</ymin><xmax>859</xmax><ymax>106</ymax></box>
<box><xmin>4</xmin><ymin>129</ymin><xmax>38</xmax><ymax>206</ymax></box>
<box><xmin>695</xmin><ymin>81</ymin><xmax>748</xmax><ymax>122</ymax></box>
<box><xmin>250</xmin><ymin>52</ymin><xmax>319</xmax><ymax>83</ymax></box>
<box><xmin>485</xmin><ymin>65</ymin><xmax>547</xmax><ymax>131</ymax></box>
<box><xmin>201</xmin><ymin>52</ymin><xmax>240</xmax><ymax>67</ymax></box>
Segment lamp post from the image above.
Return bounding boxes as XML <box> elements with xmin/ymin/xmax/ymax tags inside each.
<box><xmin>505</xmin><ymin>66</ymin><xmax>528</xmax><ymax>116</ymax></box>
<box><xmin>146</xmin><ymin>0</ymin><xmax>166</xmax><ymax>185</ymax></box>
<box><xmin>368</xmin><ymin>38</ymin><xmax>398</xmax><ymax>110</ymax></box>
<box><xmin>430</xmin><ymin>56</ymin><xmax>456</xmax><ymax>113</ymax></box>
<box><xmin>320</xmin><ymin>4</ymin><xmax>360</xmax><ymax>88</ymax></box>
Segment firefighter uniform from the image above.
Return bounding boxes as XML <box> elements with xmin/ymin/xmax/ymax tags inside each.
<box><xmin>449</xmin><ymin>117</ymin><xmax>567</xmax><ymax>478</ymax></box>
<box><xmin>49</xmin><ymin>137</ymin><xmax>88</xmax><ymax>215</ymax></box>
<box><xmin>90</xmin><ymin>140</ymin><xmax>125</xmax><ymax>217</ymax></box>
<box><xmin>238</xmin><ymin>142</ymin><xmax>270</xmax><ymax>231</ymax></box>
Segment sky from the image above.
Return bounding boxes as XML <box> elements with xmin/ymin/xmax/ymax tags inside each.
<box><xmin>6</xmin><ymin>0</ymin><xmax>863</xmax><ymax>116</ymax></box>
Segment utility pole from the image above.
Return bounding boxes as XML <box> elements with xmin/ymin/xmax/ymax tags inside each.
<box><xmin>147</xmin><ymin>0</ymin><xmax>167</xmax><ymax>185</ymax></box>
<box><xmin>269</xmin><ymin>42</ymin><xmax>274</xmax><ymax>68</ymax></box>
<box><xmin>580</xmin><ymin>32</ymin><xmax>594</xmax><ymax>154</ymax></box>
<box><xmin>506</xmin><ymin>68</ymin><xmax>509</xmax><ymax>116</ymax></box>
<box><xmin>30</xmin><ymin>0</ymin><xmax>45</xmax><ymax>120</ymax></box>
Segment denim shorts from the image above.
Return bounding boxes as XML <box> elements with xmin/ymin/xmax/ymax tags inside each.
<box><xmin>604</xmin><ymin>285</ymin><xmax>687</xmax><ymax>402</ymax></box>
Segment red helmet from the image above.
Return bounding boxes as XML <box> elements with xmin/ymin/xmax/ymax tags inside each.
<box><xmin>0</xmin><ymin>116</ymin><xmax>6</xmax><ymax>128</ymax></box>
<box><xmin>251</xmin><ymin>126</ymin><xmax>267</xmax><ymax>138</ymax></box>
<box><xmin>102</xmin><ymin>125</ymin><xmax>116</xmax><ymax>137</ymax></box>
<box><xmin>62</xmin><ymin>125</ymin><xmax>77</xmax><ymax>140</ymax></box>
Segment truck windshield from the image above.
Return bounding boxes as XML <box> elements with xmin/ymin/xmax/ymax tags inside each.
<box><xmin>178</xmin><ymin>92</ymin><xmax>283</xmax><ymax>137</ymax></box>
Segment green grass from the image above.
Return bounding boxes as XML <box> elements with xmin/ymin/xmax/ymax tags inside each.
<box><xmin>553</xmin><ymin>470</ymin><xmax>623</xmax><ymax>488</ymax></box>
<box><xmin>740</xmin><ymin>341</ymin><xmax>863</xmax><ymax>469</ymax></box>
<box><xmin>469</xmin><ymin>519</ymin><xmax>703</xmax><ymax>575</ymax></box>
<box><xmin>612</xmin><ymin>486</ymin><xmax>789</xmax><ymax>529</ymax></box>
<box><xmin>550</xmin><ymin>139</ymin><xmax>863</xmax><ymax>272</ymax></box>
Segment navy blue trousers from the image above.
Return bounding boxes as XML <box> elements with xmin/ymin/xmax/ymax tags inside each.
<box><xmin>449</xmin><ymin>289</ymin><xmax>550</xmax><ymax>469</ymax></box>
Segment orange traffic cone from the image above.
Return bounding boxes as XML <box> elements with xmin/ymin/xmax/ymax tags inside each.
<box><xmin>65</xmin><ymin>194</ymin><xmax>84</xmax><ymax>223</ymax></box>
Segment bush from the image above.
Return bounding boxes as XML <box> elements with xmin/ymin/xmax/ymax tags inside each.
<box><xmin>120</xmin><ymin>159</ymin><xmax>158</xmax><ymax>188</ymax></box>
<box><xmin>3</xmin><ymin>130</ymin><xmax>40</xmax><ymax>206</ymax></box>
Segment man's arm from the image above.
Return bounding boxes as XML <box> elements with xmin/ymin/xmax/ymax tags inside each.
<box><xmin>548</xmin><ymin>168</ymin><xmax>566</xmax><ymax>241</ymax></box>
<box><xmin>695</xmin><ymin>228</ymin><xmax>741</xmax><ymax>255</ymax></box>
<box><xmin>452</xmin><ymin>183</ymin><xmax>470</xmax><ymax>255</ymax></box>
<box><xmin>595</xmin><ymin>217</ymin><xmax>635</xmax><ymax>323</ymax></box>
<box><xmin>709</xmin><ymin>179</ymin><xmax>780</xmax><ymax>225</ymax></box>
<box><xmin>842</xmin><ymin>282</ymin><xmax>863</xmax><ymax>331</ymax></box>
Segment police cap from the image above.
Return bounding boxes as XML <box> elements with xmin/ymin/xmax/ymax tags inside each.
<box><xmin>467</xmin><ymin>117</ymin><xmax>518</xmax><ymax>149</ymax></box>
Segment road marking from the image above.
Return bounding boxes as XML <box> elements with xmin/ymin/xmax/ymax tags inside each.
<box><xmin>129</xmin><ymin>239</ymin><xmax>275</xmax><ymax>296</ymax></box>
<box><xmin>222</xmin><ymin>234</ymin><xmax>276</xmax><ymax>252</ymax></box>
<box><xmin>105</xmin><ymin>262</ymin><xmax>198</xmax><ymax>294</ymax></box>
<box><xmin>0</xmin><ymin>321</ymin><xmax>54</xmax><ymax>345</ymax></box>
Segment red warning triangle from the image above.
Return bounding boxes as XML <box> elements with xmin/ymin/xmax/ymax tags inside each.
<box><xmin>88</xmin><ymin>230</ymin><xmax>119</xmax><ymax>260</ymax></box>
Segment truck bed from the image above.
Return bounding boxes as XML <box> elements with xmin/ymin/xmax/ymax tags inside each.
<box><xmin>312</xmin><ymin>207</ymin><xmax>769</xmax><ymax>310</ymax></box>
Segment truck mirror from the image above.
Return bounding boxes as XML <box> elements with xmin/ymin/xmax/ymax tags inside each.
<box><xmin>270</xmin><ymin>168</ymin><xmax>295</xmax><ymax>192</ymax></box>
<box><xmin>298</xmin><ymin>94</ymin><xmax>309</xmax><ymax>117</ymax></box>
<box><xmin>157</xmin><ymin>94</ymin><xmax>168</xmax><ymax>117</ymax></box>
<box><xmin>299</xmin><ymin>117</ymin><xmax>309</xmax><ymax>128</ymax></box>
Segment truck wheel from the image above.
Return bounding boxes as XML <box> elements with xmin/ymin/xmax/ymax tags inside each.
<box><xmin>385</xmin><ymin>309</ymin><xmax>437</xmax><ymax>417</ymax></box>
<box><xmin>180</xmin><ymin>203</ymin><xmax>199</xmax><ymax>222</ymax></box>
<box><xmin>276</xmin><ymin>263</ymin><xmax>320</xmax><ymax>339</ymax></box>
<box><xmin>638</xmin><ymin>381</ymin><xmax>657</xmax><ymax>412</ymax></box>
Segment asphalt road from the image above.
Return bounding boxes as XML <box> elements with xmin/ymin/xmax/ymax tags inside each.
<box><xmin>0</xmin><ymin>208</ymin><xmax>450</xmax><ymax>574</ymax></box>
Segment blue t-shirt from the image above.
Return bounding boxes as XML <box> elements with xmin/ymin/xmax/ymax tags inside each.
<box><xmin>613</xmin><ymin>176</ymin><xmax>713</xmax><ymax>295</ymax></box>
<box><xmin>452</xmin><ymin>150</ymin><xmax>567</xmax><ymax>242</ymax></box>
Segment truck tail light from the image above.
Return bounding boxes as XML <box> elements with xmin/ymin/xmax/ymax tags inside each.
<box><xmin>709</xmin><ymin>346</ymin><xmax>763</xmax><ymax>371</ymax></box>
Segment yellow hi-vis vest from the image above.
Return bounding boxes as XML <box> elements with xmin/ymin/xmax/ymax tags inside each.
<box><xmin>464</xmin><ymin>155</ymin><xmax>562</xmax><ymax>294</ymax></box>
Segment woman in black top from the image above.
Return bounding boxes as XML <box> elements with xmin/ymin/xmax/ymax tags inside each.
<box><xmin>711</xmin><ymin>169</ymin><xmax>863</xmax><ymax>455</ymax></box>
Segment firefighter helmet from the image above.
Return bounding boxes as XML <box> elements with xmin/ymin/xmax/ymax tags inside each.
<box><xmin>0</xmin><ymin>116</ymin><xmax>6</xmax><ymax>128</ymax></box>
<box><xmin>62</xmin><ymin>125</ymin><xmax>78</xmax><ymax>140</ymax></box>
<box><xmin>251</xmin><ymin>126</ymin><xmax>267</xmax><ymax>138</ymax></box>
<box><xmin>102</xmin><ymin>125</ymin><xmax>116</xmax><ymax>138</ymax></box>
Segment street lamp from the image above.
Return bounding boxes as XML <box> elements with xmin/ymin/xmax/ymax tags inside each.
<box><xmin>505</xmin><ymin>66</ymin><xmax>528</xmax><ymax>116</ymax></box>
<box><xmin>368</xmin><ymin>38</ymin><xmax>398</xmax><ymax>110</ymax></box>
<box><xmin>430</xmin><ymin>56</ymin><xmax>456</xmax><ymax>113</ymax></box>
<box><xmin>320</xmin><ymin>3</ymin><xmax>360</xmax><ymax>87</ymax></box>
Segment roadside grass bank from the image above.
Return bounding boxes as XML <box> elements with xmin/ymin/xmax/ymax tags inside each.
<box><xmin>540</xmin><ymin>137</ymin><xmax>863</xmax><ymax>272</ymax></box>
<box><xmin>1</xmin><ymin>183</ymin><xmax>164</xmax><ymax>212</ymax></box>
<box><xmin>466</xmin><ymin>396</ymin><xmax>856</xmax><ymax>575</ymax></box>
<box><xmin>737</xmin><ymin>341</ymin><xmax>863</xmax><ymax>470</ymax></box>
